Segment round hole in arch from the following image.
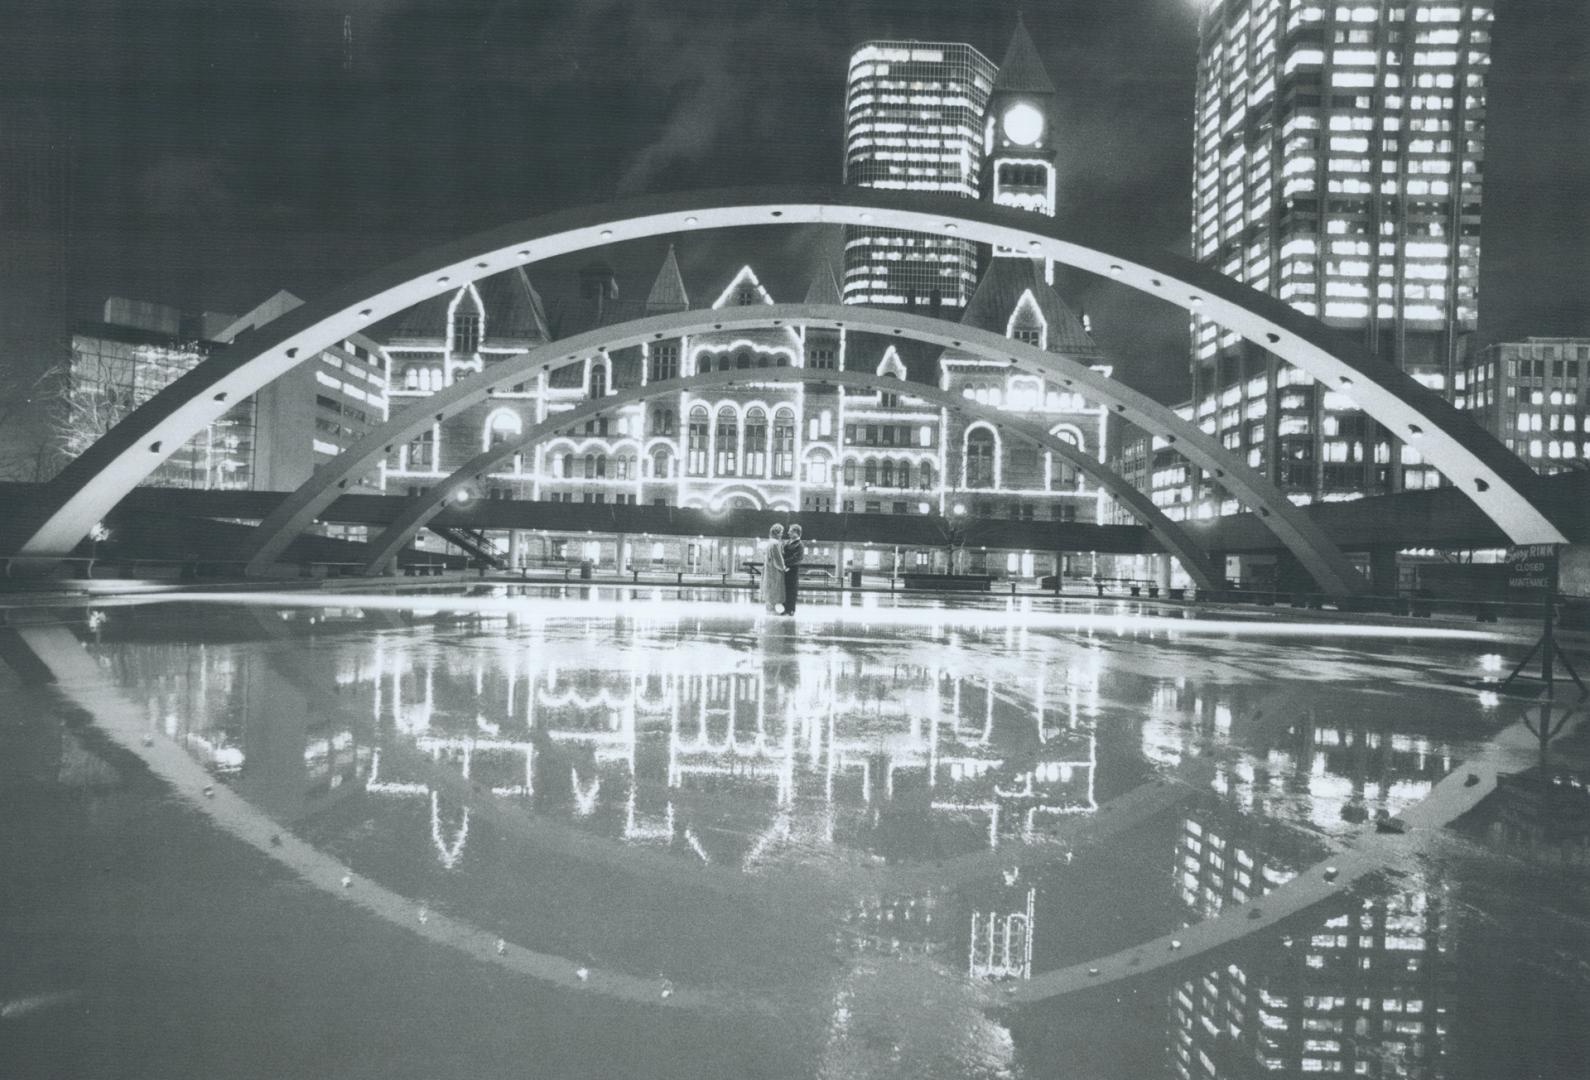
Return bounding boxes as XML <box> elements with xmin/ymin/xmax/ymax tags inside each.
<box><xmin>1150</xmin><ymin>278</ymin><xmax>1162</xmax><ymax>287</ymax></box>
<box><xmin>1214</xmin><ymin>469</ymin><xmax>1225</xmax><ymax>478</ymax></box>
<box><xmin>770</xmin><ymin>210</ymin><xmax>783</xmax><ymax>218</ymax></box>
<box><xmin>1258</xmin><ymin>508</ymin><xmax>1271</xmax><ymax>518</ymax></box>
<box><xmin>684</xmin><ymin>216</ymin><xmax>698</xmax><ymax>226</ymax></box>
<box><xmin>337</xmin><ymin>479</ymin><xmax>348</xmax><ymax>489</ymax></box>
<box><xmin>517</xmin><ymin>250</ymin><xmax>531</xmax><ymax>259</ymax></box>
<box><xmin>357</xmin><ymin>308</ymin><xmax>372</xmax><ymax>319</ymax></box>
<box><xmin>1109</xmin><ymin>264</ymin><xmax>1123</xmax><ymax>276</ymax></box>
<box><xmin>952</xmin><ymin>341</ymin><xmax>962</xmax><ymax>348</ymax></box>
<box><xmin>1474</xmin><ymin>478</ymin><xmax>1490</xmax><ymax>492</ymax></box>
<box><xmin>893</xmin><ymin>329</ymin><xmax>903</xmax><ymax>335</ymax></box>
<box><xmin>600</xmin><ymin>230</ymin><xmax>613</xmax><ymax>239</ymax></box>
<box><xmin>1338</xmin><ymin>375</ymin><xmax>1354</xmax><ymax>386</ymax></box>
<box><xmin>1188</xmin><ymin>296</ymin><xmax>1204</xmax><ymax>307</ymax></box>
<box><xmin>476</xmin><ymin>261</ymin><xmax>488</xmax><ymax>269</ymax></box>
<box><xmin>285</xmin><ymin>348</ymin><xmax>298</xmax><ymax>359</ymax></box>
<box><xmin>1114</xmin><ymin>405</ymin><xmax>1126</xmax><ymax>413</ymax></box>
<box><xmin>149</xmin><ymin>440</ymin><xmax>163</xmax><ymax>453</ymax></box>
<box><xmin>1265</xmin><ymin>332</ymin><xmax>1280</xmax><ymax>344</ymax></box>
<box><xmin>713</xmin><ymin>324</ymin><xmax>723</xmax><ymax>330</ymax></box>
<box><xmin>213</xmin><ymin>392</ymin><xmax>228</xmax><ymax>402</ymax></box>
<box><xmin>1407</xmin><ymin>424</ymin><xmax>1424</xmax><ymax>437</ymax></box>
<box><xmin>653</xmin><ymin>333</ymin><xmax>663</xmax><ymax>340</ymax></box>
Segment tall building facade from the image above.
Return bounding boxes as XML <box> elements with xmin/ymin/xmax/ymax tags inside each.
<box><xmin>62</xmin><ymin>294</ymin><xmax>387</xmax><ymax>494</ymax></box>
<box><xmin>1456</xmin><ymin>336</ymin><xmax>1590</xmax><ymax>474</ymax></box>
<box><xmin>841</xmin><ymin>41</ymin><xmax>996</xmax><ymax>309</ymax></box>
<box><xmin>66</xmin><ymin>299</ymin><xmax>258</xmax><ymax>491</ymax></box>
<box><xmin>1186</xmin><ymin>0</ymin><xmax>1493</xmax><ymax>515</ymax></box>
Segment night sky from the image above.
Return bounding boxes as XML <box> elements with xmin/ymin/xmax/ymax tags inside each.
<box><xmin>5</xmin><ymin>0</ymin><xmax>1588</xmax><ymax>406</ymax></box>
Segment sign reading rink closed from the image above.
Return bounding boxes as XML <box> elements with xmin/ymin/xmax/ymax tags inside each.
<box><xmin>1507</xmin><ymin>544</ymin><xmax>1559</xmax><ymax>592</ymax></box>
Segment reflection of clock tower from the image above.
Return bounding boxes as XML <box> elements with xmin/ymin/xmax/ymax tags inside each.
<box><xmin>983</xmin><ymin>17</ymin><xmax>1057</xmax><ymax>280</ymax></box>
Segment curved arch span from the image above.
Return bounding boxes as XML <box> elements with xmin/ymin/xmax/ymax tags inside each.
<box><xmin>12</xmin><ymin>186</ymin><xmax>1557</xmax><ymax>561</ymax></box>
<box><xmin>240</xmin><ymin>305</ymin><xmax>1354</xmax><ymax>591</ymax></box>
<box><xmin>355</xmin><ymin>366</ymin><xmax>1220</xmax><ymax>582</ymax></box>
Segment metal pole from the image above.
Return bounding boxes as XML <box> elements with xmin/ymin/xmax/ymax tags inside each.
<box><xmin>1543</xmin><ymin>550</ymin><xmax>1559</xmax><ymax>696</ymax></box>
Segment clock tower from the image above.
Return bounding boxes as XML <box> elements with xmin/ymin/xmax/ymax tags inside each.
<box><xmin>983</xmin><ymin>17</ymin><xmax>1057</xmax><ymax>277</ymax></box>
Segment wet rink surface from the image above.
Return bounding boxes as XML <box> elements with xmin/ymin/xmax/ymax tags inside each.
<box><xmin>1</xmin><ymin>585</ymin><xmax>1587</xmax><ymax>1079</ymax></box>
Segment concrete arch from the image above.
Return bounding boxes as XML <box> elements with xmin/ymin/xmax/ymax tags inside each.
<box><xmin>11</xmin><ymin>187</ymin><xmax>1560</xmax><ymax>562</ymax></box>
<box><xmin>236</xmin><ymin>305</ymin><xmax>1357</xmax><ymax>591</ymax></box>
<box><xmin>353</xmin><ymin>365</ymin><xmax>1223</xmax><ymax>582</ymax></box>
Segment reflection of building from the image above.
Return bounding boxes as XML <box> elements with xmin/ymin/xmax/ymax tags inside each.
<box><xmin>1173</xmin><ymin>889</ymin><xmax>1447</xmax><ymax>1079</ymax></box>
<box><xmin>1172</xmin><ymin>809</ymin><xmax>1448</xmax><ymax>1078</ymax></box>
<box><xmin>1456</xmin><ymin>337</ymin><xmax>1590</xmax><ymax>474</ymax></box>
<box><xmin>969</xmin><ymin>887</ymin><xmax>1035</xmax><ymax>980</ymax></box>
<box><xmin>1183</xmin><ymin>0</ymin><xmax>1492</xmax><ymax>514</ymax></box>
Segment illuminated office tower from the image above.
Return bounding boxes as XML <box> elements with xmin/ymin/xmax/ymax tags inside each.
<box><xmin>841</xmin><ymin>41</ymin><xmax>996</xmax><ymax>310</ymax></box>
<box><xmin>1188</xmin><ymin>0</ymin><xmax>1492</xmax><ymax>513</ymax></box>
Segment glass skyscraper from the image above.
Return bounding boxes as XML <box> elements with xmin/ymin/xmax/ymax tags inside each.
<box><xmin>841</xmin><ymin>41</ymin><xmax>997</xmax><ymax>310</ymax></box>
<box><xmin>1186</xmin><ymin>0</ymin><xmax>1492</xmax><ymax>514</ymax></box>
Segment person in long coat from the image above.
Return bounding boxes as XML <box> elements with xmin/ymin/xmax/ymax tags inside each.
<box><xmin>761</xmin><ymin>524</ymin><xmax>787</xmax><ymax>613</ymax></box>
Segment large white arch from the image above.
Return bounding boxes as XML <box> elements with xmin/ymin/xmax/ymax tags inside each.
<box><xmin>237</xmin><ymin>306</ymin><xmax>1362</xmax><ymax>590</ymax></box>
<box><xmin>356</xmin><ymin>366</ymin><xmax>1223</xmax><ymax>585</ymax></box>
<box><xmin>12</xmin><ymin>186</ymin><xmax>1560</xmax><ymax>561</ymax></box>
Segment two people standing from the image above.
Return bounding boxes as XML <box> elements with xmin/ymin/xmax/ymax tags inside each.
<box><xmin>761</xmin><ymin>523</ymin><xmax>805</xmax><ymax>615</ymax></box>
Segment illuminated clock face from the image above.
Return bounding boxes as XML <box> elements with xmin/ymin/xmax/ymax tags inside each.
<box><xmin>1001</xmin><ymin>102</ymin><xmax>1043</xmax><ymax>146</ymax></box>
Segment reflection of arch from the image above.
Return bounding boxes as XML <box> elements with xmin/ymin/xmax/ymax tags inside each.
<box><xmin>240</xmin><ymin>306</ymin><xmax>1360</xmax><ymax>591</ymax></box>
<box><xmin>18</xmin><ymin>186</ymin><xmax>1561</xmax><ymax>563</ymax></box>
<box><xmin>353</xmin><ymin>365</ymin><xmax>1223</xmax><ymax>588</ymax></box>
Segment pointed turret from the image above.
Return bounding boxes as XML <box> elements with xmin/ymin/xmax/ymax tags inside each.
<box><xmin>959</xmin><ymin>259</ymin><xmax>1102</xmax><ymax>361</ymax></box>
<box><xmin>646</xmin><ymin>244</ymin><xmax>691</xmax><ymax>313</ymax></box>
<box><xmin>993</xmin><ymin>15</ymin><xmax>1055</xmax><ymax>96</ymax></box>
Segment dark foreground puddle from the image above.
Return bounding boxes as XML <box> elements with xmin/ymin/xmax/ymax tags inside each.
<box><xmin>1</xmin><ymin>589</ymin><xmax>1585</xmax><ymax>1078</ymax></box>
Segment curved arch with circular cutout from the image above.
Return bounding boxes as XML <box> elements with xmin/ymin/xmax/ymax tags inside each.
<box><xmin>355</xmin><ymin>366</ymin><xmax>1223</xmax><ymax>582</ymax></box>
<box><xmin>238</xmin><ymin>305</ymin><xmax>1359</xmax><ymax>591</ymax></box>
<box><xmin>10</xmin><ymin>187</ymin><xmax>1559</xmax><ymax>562</ymax></box>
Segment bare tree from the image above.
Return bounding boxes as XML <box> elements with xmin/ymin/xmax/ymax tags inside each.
<box><xmin>0</xmin><ymin>362</ymin><xmax>64</xmax><ymax>481</ymax></box>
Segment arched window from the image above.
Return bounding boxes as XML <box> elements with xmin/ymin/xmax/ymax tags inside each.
<box><xmin>744</xmin><ymin>407</ymin><xmax>768</xmax><ymax>476</ymax></box>
<box><xmin>772</xmin><ymin>408</ymin><xmax>795</xmax><ymax>478</ymax></box>
<box><xmin>653</xmin><ymin>407</ymin><xmax>676</xmax><ymax>436</ymax></box>
<box><xmin>687</xmin><ymin>406</ymin><xmax>709</xmax><ymax>476</ymax></box>
<box><xmin>590</xmin><ymin>362</ymin><xmax>607</xmax><ymax>398</ymax></box>
<box><xmin>561</xmin><ymin>452</ymin><xmax>574</xmax><ymax>479</ymax></box>
<box><xmin>735</xmin><ymin>352</ymin><xmax>751</xmax><ymax>370</ymax></box>
<box><xmin>898</xmin><ymin>461</ymin><xmax>911</xmax><ymax>489</ymax></box>
<box><xmin>652</xmin><ymin>449</ymin><xmax>672</xmax><ymax>479</ymax></box>
<box><xmin>775</xmin><ymin>354</ymin><xmax>789</xmax><ymax>368</ymax></box>
<box><xmin>880</xmin><ymin>460</ymin><xmax>895</xmax><ymax>488</ymax></box>
<box><xmin>595</xmin><ymin>454</ymin><xmax>608</xmax><ymax>478</ymax></box>
<box><xmin>864</xmin><ymin>460</ymin><xmax>878</xmax><ymax>486</ymax></box>
<box><xmin>919</xmin><ymin>461</ymin><xmax>934</xmax><ymax>490</ymax></box>
<box><xmin>718</xmin><ymin>355</ymin><xmax>734</xmax><ymax>373</ymax></box>
<box><xmin>756</xmin><ymin>354</ymin><xmax>769</xmax><ymax>368</ymax></box>
<box><xmin>583</xmin><ymin>453</ymin><xmax>596</xmax><ymax>479</ymax></box>
<box><xmin>485</xmin><ymin>409</ymin><xmax>522</xmax><ymax>449</ymax></box>
<box><xmin>405</xmin><ymin>367</ymin><xmax>419</xmax><ymax>390</ymax></box>
<box><xmin>715</xmin><ymin>406</ymin><xmax>739</xmax><ymax>476</ymax></box>
<box><xmin>966</xmin><ymin>428</ymin><xmax>997</xmax><ymax>489</ymax></box>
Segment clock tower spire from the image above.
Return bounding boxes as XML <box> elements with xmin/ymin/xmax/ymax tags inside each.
<box><xmin>983</xmin><ymin>16</ymin><xmax>1058</xmax><ymax>277</ymax></box>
